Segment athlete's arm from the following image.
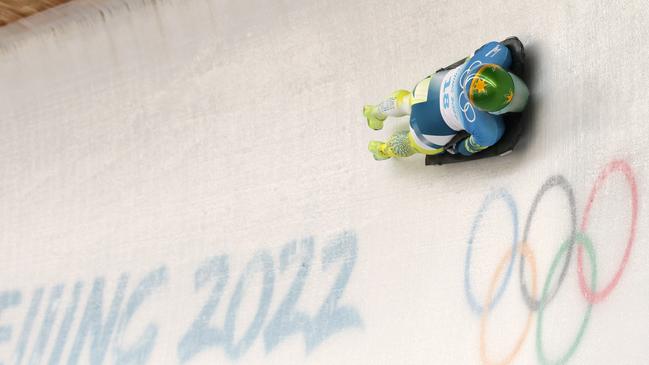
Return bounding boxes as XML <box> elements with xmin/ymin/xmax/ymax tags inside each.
<box><xmin>455</xmin><ymin>113</ymin><xmax>505</xmax><ymax>156</ymax></box>
<box><xmin>470</xmin><ymin>41</ymin><xmax>512</xmax><ymax>69</ymax></box>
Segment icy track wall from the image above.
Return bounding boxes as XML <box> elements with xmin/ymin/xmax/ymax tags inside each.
<box><xmin>0</xmin><ymin>0</ymin><xmax>648</xmax><ymax>364</ymax></box>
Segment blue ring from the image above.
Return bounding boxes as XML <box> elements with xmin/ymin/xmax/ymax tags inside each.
<box><xmin>464</xmin><ymin>188</ymin><xmax>518</xmax><ymax>315</ymax></box>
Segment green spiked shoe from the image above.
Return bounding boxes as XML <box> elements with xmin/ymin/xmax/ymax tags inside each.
<box><xmin>363</xmin><ymin>105</ymin><xmax>386</xmax><ymax>130</ymax></box>
<box><xmin>368</xmin><ymin>141</ymin><xmax>391</xmax><ymax>161</ymax></box>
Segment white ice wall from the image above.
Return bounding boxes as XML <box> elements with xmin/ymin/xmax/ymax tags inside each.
<box><xmin>0</xmin><ymin>0</ymin><xmax>648</xmax><ymax>364</ymax></box>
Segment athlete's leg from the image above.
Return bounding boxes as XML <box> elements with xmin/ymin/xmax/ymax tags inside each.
<box><xmin>363</xmin><ymin>89</ymin><xmax>412</xmax><ymax>130</ymax></box>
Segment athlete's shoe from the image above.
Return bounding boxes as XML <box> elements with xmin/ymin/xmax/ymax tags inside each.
<box><xmin>368</xmin><ymin>141</ymin><xmax>391</xmax><ymax>160</ymax></box>
<box><xmin>363</xmin><ymin>105</ymin><xmax>386</xmax><ymax>130</ymax></box>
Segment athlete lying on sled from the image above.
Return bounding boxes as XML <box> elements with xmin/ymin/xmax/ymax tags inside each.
<box><xmin>363</xmin><ymin>38</ymin><xmax>529</xmax><ymax>163</ymax></box>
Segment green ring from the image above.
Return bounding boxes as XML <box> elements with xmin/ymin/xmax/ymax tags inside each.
<box><xmin>536</xmin><ymin>232</ymin><xmax>597</xmax><ymax>365</ymax></box>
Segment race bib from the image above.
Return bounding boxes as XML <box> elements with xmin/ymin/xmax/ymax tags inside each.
<box><xmin>439</xmin><ymin>68</ymin><xmax>463</xmax><ymax>131</ymax></box>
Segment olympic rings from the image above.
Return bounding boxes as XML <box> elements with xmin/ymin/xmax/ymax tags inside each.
<box><xmin>462</xmin><ymin>160</ymin><xmax>638</xmax><ymax>365</ymax></box>
<box><xmin>536</xmin><ymin>233</ymin><xmax>596</xmax><ymax>365</ymax></box>
<box><xmin>577</xmin><ymin>160</ymin><xmax>638</xmax><ymax>303</ymax></box>
<box><xmin>465</xmin><ymin>188</ymin><xmax>518</xmax><ymax>314</ymax></box>
<box><xmin>481</xmin><ymin>244</ymin><xmax>537</xmax><ymax>365</ymax></box>
<box><xmin>520</xmin><ymin>175</ymin><xmax>577</xmax><ymax>311</ymax></box>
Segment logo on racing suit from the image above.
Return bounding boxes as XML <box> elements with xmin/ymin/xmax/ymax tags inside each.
<box><xmin>458</xmin><ymin>60</ymin><xmax>485</xmax><ymax>123</ymax></box>
<box><xmin>484</xmin><ymin>44</ymin><xmax>502</xmax><ymax>58</ymax></box>
<box><xmin>440</xmin><ymin>60</ymin><xmax>483</xmax><ymax>127</ymax></box>
<box><xmin>439</xmin><ymin>44</ymin><xmax>503</xmax><ymax>127</ymax></box>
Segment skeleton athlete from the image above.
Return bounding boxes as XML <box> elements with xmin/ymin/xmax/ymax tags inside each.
<box><xmin>364</xmin><ymin>40</ymin><xmax>529</xmax><ymax>160</ymax></box>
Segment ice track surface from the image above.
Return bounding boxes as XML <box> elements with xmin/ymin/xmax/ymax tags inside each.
<box><xmin>1</xmin><ymin>0</ymin><xmax>648</xmax><ymax>364</ymax></box>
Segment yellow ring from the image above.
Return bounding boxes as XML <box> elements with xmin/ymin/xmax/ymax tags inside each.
<box><xmin>480</xmin><ymin>243</ymin><xmax>537</xmax><ymax>365</ymax></box>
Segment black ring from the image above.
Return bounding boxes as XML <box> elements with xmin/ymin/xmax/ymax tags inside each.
<box><xmin>519</xmin><ymin>175</ymin><xmax>576</xmax><ymax>311</ymax></box>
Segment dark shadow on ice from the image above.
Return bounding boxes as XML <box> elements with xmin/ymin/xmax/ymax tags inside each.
<box><xmin>512</xmin><ymin>42</ymin><xmax>541</xmax><ymax>154</ymax></box>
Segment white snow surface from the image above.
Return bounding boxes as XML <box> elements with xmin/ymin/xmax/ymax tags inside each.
<box><xmin>0</xmin><ymin>0</ymin><xmax>648</xmax><ymax>364</ymax></box>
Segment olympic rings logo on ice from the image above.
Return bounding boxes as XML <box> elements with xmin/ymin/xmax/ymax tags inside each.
<box><xmin>463</xmin><ymin>160</ymin><xmax>639</xmax><ymax>365</ymax></box>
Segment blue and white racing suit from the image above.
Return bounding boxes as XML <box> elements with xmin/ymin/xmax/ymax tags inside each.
<box><xmin>408</xmin><ymin>41</ymin><xmax>512</xmax><ymax>156</ymax></box>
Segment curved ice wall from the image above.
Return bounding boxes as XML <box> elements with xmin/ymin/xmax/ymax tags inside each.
<box><xmin>0</xmin><ymin>0</ymin><xmax>648</xmax><ymax>363</ymax></box>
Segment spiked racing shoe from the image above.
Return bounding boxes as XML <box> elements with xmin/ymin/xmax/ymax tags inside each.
<box><xmin>363</xmin><ymin>105</ymin><xmax>386</xmax><ymax>130</ymax></box>
<box><xmin>368</xmin><ymin>141</ymin><xmax>391</xmax><ymax>160</ymax></box>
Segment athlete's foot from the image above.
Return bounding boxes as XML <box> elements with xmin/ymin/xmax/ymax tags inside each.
<box><xmin>368</xmin><ymin>141</ymin><xmax>391</xmax><ymax>160</ymax></box>
<box><xmin>363</xmin><ymin>105</ymin><xmax>386</xmax><ymax>130</ymax></box>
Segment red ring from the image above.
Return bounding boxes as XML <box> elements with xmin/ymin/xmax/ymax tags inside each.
<box><xmin>577</xmin><ymin>160</ymin><xmax>638</xmax><ymax>303</ymax></box>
